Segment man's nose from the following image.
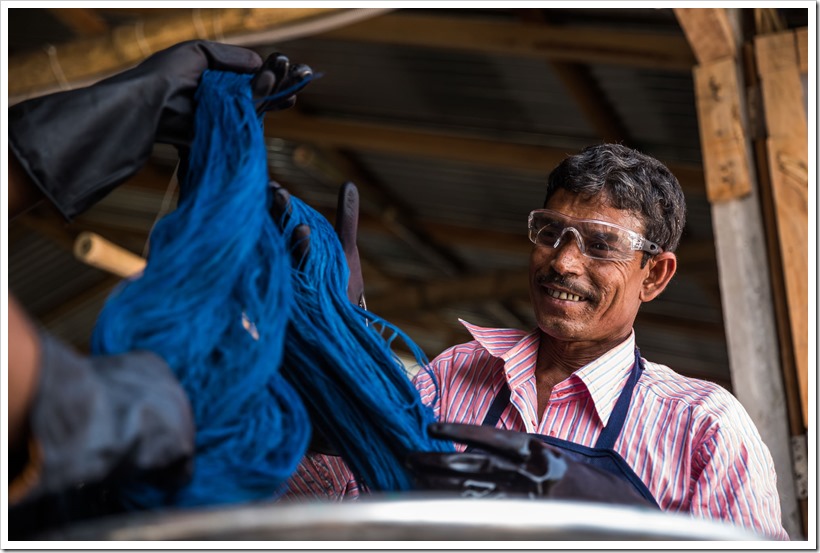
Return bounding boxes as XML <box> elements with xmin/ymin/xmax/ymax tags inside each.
<box><xmin>550</xmin><ymin>228</ymin><xmax>586</xmax><ymax>272</ymax></box>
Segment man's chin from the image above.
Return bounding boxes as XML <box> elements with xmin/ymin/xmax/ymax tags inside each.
<box><xmin>535</xmin><ymin>319</ymin><xmax>588</xmax><ymax>342</ymax></box>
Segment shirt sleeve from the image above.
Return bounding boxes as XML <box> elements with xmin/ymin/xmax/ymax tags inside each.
<box><xmin>281</xmin><ymin>452</ymin><xmax>360</xmax><ymax>501</ymax></box>
<box><xmin>412</xmin><ymin>347</ymin><xmax>452</xmax><ymax>419</ymax></box>
<box><xmin>10</xmin><ymin>331</ymin><xmax>195</xmax><ymax>506</ymax></box>
<box><xmin>689</xmin><ymin>398</ymin><xmax>789</xmax><ymax>540</ymax></box>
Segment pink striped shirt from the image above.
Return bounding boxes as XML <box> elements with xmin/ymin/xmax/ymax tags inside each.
<box><xmin>282</xmin><ymin>452</ymin><xmax>360</xmax><ymax>501</ymax></box>
<box><xmin>413</xmin><ymin>320</ymin><xmax>788</xmax><ymax>540</ymax></box>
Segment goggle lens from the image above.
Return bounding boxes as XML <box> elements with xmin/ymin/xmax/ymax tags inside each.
<box><xmin>528</xmin><ymin>210</ymin><xmax>661</xmax><ymax>262</ymax></box>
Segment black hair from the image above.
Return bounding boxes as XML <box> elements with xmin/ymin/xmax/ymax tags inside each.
<box><xmin>544</xmin><ymin>144</ymin><xmax>687</xmax><ymax>265</ymax></box>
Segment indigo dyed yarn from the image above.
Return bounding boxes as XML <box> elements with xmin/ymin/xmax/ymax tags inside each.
<box><xmin>278</xmin><ymin>196</ymin><xmax>453</xmax><ymax>492</ymax></box>
<box><xmin>91</xmin><ymin>70</ymin><xmax>309</xmax><ymax>507</ymax></box>
<box><xmin>93</xmin><ymin>67</ymin><xmax>450</xmax><ymax>506</ymax></box>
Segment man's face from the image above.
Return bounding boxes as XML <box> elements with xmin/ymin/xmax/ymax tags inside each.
<box><xmin>529</xmin><ymin>189</ymin><xmax>651</xmax><ymax>347</ymax></box>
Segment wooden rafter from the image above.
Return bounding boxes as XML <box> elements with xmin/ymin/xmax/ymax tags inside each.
<box><xmin>674</xmin><ymin>8</ymin><xmax>736</xmax><ymax>65</ymax></box>
<box><xmin>291</xmin><ymin>144</ymin><xmax>466</xmax><ymax>276</ymax></box>
<box><xmin>319</xmin><ymin>12</ymin><xmax>696</xmax><ymax>70</ymax></box>
<box><xmin>266</xmin><ymin>111</ymin><xmax>706</xmax><ymax>196</ymax></box>
<box><xmin>516</xmin><ymin>9</ymin><xmax>630</xmax><ymax>143</ymax></box>
<box><xmin>49</xmin><ymin>8</ymin><xmax>109</xmax><ymax>36</ymax></box>
<box><xmin>9</xmin><ymin>8</ymin><xmax>346</xmax><ymax>98</ymax></box>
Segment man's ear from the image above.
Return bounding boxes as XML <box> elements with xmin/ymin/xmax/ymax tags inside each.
<box><xmin>639</xmin><ymin>252</ymin><xmax>676</xmax><ymax>302</ymax></box>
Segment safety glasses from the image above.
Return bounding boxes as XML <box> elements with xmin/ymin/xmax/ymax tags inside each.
<box><xmin>528</xmin><ymin>209</ymin><xmax>662</xmax><ymax>262</ymax></box>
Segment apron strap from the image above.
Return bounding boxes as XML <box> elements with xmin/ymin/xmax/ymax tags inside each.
<box><xmin>594</xmin><ymin>348</ymin><xmax>643</xmax><ymax>450</ymax></box>
<box><xmin>480</xmin><ymin>379</ymin><xmax>511</xmax><ymax>428</ymax></box>
<box><xmin>480</xmin><ymin>348</ymin><xmax>645</xmax><ymax>443</ymax></box>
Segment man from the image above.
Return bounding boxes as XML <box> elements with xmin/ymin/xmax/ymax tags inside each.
<box><xmin>285</xmin><ymin>144</ymin><xmax>788</xmax><ymax>541</ymax></box>
<box><xmin>8</xmin><ymin>40</ymin><xmax>311</xmax><ymax>536</ymax></box>
<box><xmin>411</xmin><ymin>144</ymin><xmax>788</xmax><ymax>540</ymax></box>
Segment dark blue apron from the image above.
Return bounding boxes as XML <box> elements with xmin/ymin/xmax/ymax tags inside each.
<box><xmin>475</xmin><ymin>348</ymin><xmax>659</xmax><ymax>507</ymax></box>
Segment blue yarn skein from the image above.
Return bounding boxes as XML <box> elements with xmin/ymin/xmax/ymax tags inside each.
<box><xmin>279</xmin><ymin>197</ymin><xmax>453</xmax><ymax>492</ymax></box>
<box><xmin>91</xmin><ymin>70</ymin><xmax>310</xmax><ymax>508</ymax></box>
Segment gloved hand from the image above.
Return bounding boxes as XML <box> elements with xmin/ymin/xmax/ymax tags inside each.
<box><xmin>8</xmin><ymin>40</ymin><xmax>311</xmax><ymax>220</ymax></box>
<box><xmin>268</xmin><ymin>181</ymin><xmax>364</xmax><ymax>457</ymax></box>
<box><xmin>269</xmin><ymin>181</ymin><xmax>364</xmax><ymax>306</ymax></box>
<box><xmin>334</xmin><ymin>182</ymin><xmax>365</xmax><ymax>308</ymax></box>
<box><xmin>407</xmin><ymin>422</ymin><xmax>653</xmax><ymax>507</ymax></box>
<box><xmin>252</xmin><ymin>52</ymin><xmax>314</xmax><ymax>114</ymax></box>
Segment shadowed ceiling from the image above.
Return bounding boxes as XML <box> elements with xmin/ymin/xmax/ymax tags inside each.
<box><xmin>7</xmin><ymin>7</ymin><xmax>809</xmax><ymax>390</ymax></box>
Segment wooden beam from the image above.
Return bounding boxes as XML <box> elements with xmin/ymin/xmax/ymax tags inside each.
<box><xmin>9</xmin><ymin>8</ymin><xmax>345</xmax><ymax>98</ymax></box>
<box><xmin>516</xmin><ymin>9</ymin><xmax>630</xmax><ymax>143</ymax></box>
<box><xmin>359</xmin><ymin>215</ymin><xmax>718</xmax><ymax>271</ymax></box>
<box><xmin>674</xmin><ymin>8</ymin><xmax>736</xmax><ymax>64</ymax></box>
<box><xmin>751</xmin><ymin>136</ymin><xmax>804</xmax><ymax>438</ymax></box>
<box><xmin>693</xmin><ymin>57</ymin><xmax>754</xmax><ymax>202</ymax></box>
<box><xmin>319</xmin><ymin>13</ymin><xmax>696</xmax><ymax>71</ymax></box>
<box><xmin>49</xmin><ymin>8</ymin><xmax>109</xmax><ymax>36</ymax></box>
<box><xmin>266</xmin><ymin>111</ymin><xmax>706</xmax><ymax>196</ymax></box>
<box><xmin>687</xmin><ymin>9</ymin><xmax>801</xmax><ymax>539</ymax></box>
<box><xmin>368</xmin><ymin>268</ymin><xmax>726</xmax><ymax>342</ymax></box>
<box><xmin>796</xmin><ymin>28</ymin><xmax>808</xmax><ymax>74</ymax></box>
<box><xmin>367</xmin><ymin>270</ymin><xmax>529</xmax><ymax>315</ymax></box>
<box><xmin>756</xmin><ymin>31</ymin><xmax>809</xmax><ymax>427</ymax></box>
<box><xmin>547</xmin><ymin>63</ymin><xmax>630</xmax><ymax>143</ymax></box>
<box><xmin>753</xmin><ymin>8</ymin><xmax>787</xmax><ymax>35</ymax></box>
<box><xmin>291</xmin><ymin>144</ymin><xmax>466</xmax><ymax>276</ymax></box>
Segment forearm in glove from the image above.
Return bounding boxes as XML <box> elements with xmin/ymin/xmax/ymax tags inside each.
<box><xmin>407</xmin><ymin>422</ymin><xmax>653</xmax><ymax>507</ymax></box>
<box><xmin>8</xmin><ymin>41</ymin><xmax>311</xmax><ymax>220</ymax></box>
<box><xmin>9</xmin><ymin>331</ymin><xmax>195</xmax><ymax>506</ymax></box>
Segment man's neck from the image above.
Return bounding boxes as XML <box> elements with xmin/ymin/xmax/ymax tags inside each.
<box><xmin>533</xmin><ymin>330</ymin><xmax>632</xmax><ymax>421</ymax></box>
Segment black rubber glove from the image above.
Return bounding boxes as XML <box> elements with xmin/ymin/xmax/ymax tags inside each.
<box><xmin>269</xmin><ymin>181</ymin><xmax>363</xmax><ymax>305</ymax></box>
<box><xmin>268</xmin><ymin>181</ymin><xmax>364</xmax><ymax>457</ymax></box>
<box><xmin>252</xmin><ymin>52</ymin><xmax>314</xmax><ymax>114</ymax></box>
<box><xmin>334</xmin><ymin>182</ymin><xmax>365</xmax><ymax>308</ymax></box>
<box><xmin>9</xmin><ymin>41</ymin><xmax>308</xmax><ymax>220</ymax></box>
<box><xmin>407</xmin><ymin>422</ymin><xmax>654</xmax><ymax>507</ymax></box>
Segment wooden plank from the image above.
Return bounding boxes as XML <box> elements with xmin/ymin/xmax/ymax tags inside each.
<box><xmin>766</xmin><ymin>137</ymin><xmax>809</xmax><ymax>427</ymax></box>
<box><xmin>693</xmin><ymin>57</ymin><xmax>753</xmax><ymax>202</ymax></box>
<box><xmin>754</xmin><ymin>8</ymin><xmax>787</xmax><ymax>35</ymax></box>
<box><xmin>796</xmin><ymin>28</ymin><xmax>808</xmax><ymax>73</ymax></box>
<box><xmin>756</xmin><ymin>33</ymin><xmax>808</xmax><ymax>135</ymax></box>
<box><xmin>9</xmin><ymin>8</ymin><xmax>344</xmax><ymax>97</ymax></box>
<box><xmin>756</xmin><ymin>31</ymin><xmax>809</xmax><ymax>427</ymax></box>
<box><xmin>674</xmin><ymin>8</ymin><xmax>735</xmax><ymax>64</ymax></box>
<box><xmin>266</xmin><ymin>111</ymin><xmax>707</xmax><ymax>197</ymax></box>
<box><xmin>750</xmin><ymin>108</ymin><xmax>805</xmax><ymax>440</ymax></box>
<box><xmin>320</xmin><ymin>13</ymin><xmax>696</xmax><ymax>71</ymax></box>
<box><xmin>690</xmin><ymin>12</ymin><xmax>801</xmax><ymax>538</ymax></box>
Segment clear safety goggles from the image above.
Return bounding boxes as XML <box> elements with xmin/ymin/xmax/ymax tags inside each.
<box><xmin>528</xmin><ymin>209</ymin><xmax>662</xmax><ymax>262</ymax></box>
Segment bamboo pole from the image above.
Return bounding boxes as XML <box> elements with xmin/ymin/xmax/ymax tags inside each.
<box><xmin>74</xmin><ymin>232</ymin><xmax>146</xmax><ymax>278</ymax></box>
<box><xmin>9</xmin><ymin>8</ymin><xmax>344</xmax><ymax>98</ymax></box>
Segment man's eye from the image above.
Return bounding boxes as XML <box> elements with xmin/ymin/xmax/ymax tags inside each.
<box><xmin>588</xmin><ymin>241</ymin><xmax>614</xmax><ymax>252</ymax></box>
<box><xmin>539</xmin><ymin>225</ymin><xmax>561</xmax><ymax>241</ymax></box>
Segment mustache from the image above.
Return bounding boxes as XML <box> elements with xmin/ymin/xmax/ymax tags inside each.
<box><xmin>536</xmin><ymin>271</ymin><xmax>595</xmax><ymax>300</ymax></box>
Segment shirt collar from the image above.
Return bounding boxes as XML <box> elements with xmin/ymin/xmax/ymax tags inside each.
<box><xmin>461</xmin><ymin>319</ymin><xmax>637</xmax><ymax>427</ymax></box>
<box><xmin>459</xmin><ymin>318</ymin><xmax>532</xmax><ymax>358</ymax></box>
<box><xmin>570</xmin><ymin>331</ymin><xmax>637</xmax><ymax>426</ymax></box>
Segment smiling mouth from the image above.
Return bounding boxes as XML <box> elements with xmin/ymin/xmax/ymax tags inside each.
<box><xmin>545</xmin><ymin>287</ymin><xmax>584</xmax><ymax>302</ymax></box>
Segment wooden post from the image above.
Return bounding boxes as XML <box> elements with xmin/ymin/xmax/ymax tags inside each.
<box><xmin>755</xmin><ymin>31</ymin><xmax>809</xmax><ymax>427</ymax></box>
<box><xmin>676</xmin><ymin>7</ymin><xmax>802</xmax><ymax>538</ymax></box>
